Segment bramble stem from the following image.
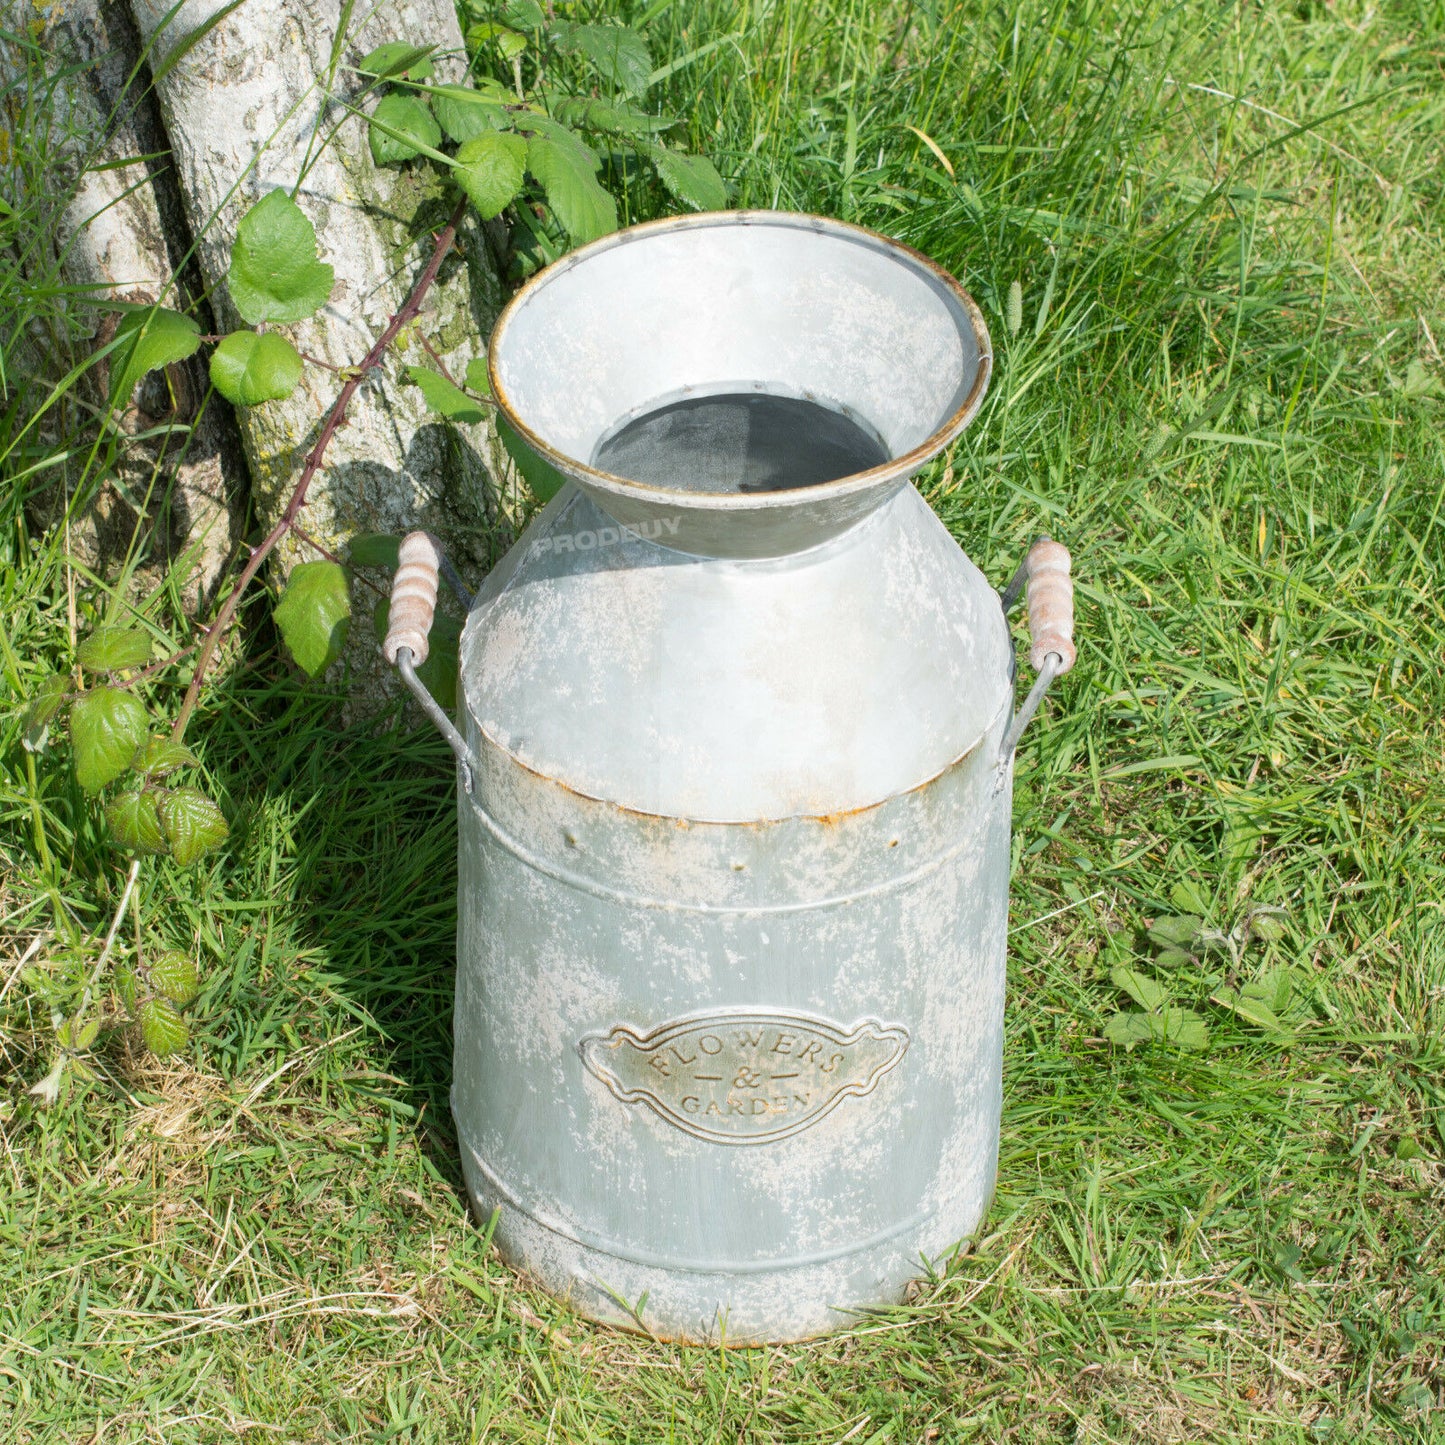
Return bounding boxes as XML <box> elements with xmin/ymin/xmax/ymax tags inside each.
<box><xmin>291</xmin><ymin>523</ymin><xmax>387</xmax><ymax>598</ymax></box>
<box><xmin>109</xmin><ymin>642</ymin><xmax>201</xmax><ymax>690</ymax></box>
<box><xmin>170</xmin><ymin>194</ymin><xmax>471</xmax><ymax>742</ymax></box>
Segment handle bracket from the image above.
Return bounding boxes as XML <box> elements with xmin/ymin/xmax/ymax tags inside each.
<box><xmin>998</xmin><ymin>536</ymin><xmax>1075</xmax><ymax>766</ymax></box>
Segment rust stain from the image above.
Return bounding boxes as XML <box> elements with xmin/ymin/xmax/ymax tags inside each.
<box><xmin>475</xmin><ymin>722</ymin><xmax>987</xmax><ymax>830</ymax></box>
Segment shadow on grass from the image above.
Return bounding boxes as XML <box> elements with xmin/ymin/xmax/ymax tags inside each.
<box><xmin>192</xmin><ymin>644</ymin><xmax>472</xmax><ymax>1199</ymax></box>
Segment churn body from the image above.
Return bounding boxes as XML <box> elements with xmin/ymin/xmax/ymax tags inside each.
<box><xmin>421</xmin><ymin>214</ymin><xmax>1059</xmax><ymax>1343</ymax></box>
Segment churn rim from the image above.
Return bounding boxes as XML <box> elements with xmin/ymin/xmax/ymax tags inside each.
<box><xmin>487</xmin><ymin>210</ymin><xmax>994</xmax><ymax>512</ymax></box>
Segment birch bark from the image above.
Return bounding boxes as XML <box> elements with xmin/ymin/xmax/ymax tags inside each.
<box><xmin>3</xmin><ymin>0</ymin><xmax>244</xmax><ymax>606</ymax></box>
<box><xmin>127</xmin><ymin>0</ymin><xmax>509</xmax><ymax>585</ymax></box>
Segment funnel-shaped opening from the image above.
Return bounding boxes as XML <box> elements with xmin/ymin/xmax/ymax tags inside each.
<box><xmin>489</xmin><ymin>212</ymin><xmax>991</xmax><ymax>558</ymax></box>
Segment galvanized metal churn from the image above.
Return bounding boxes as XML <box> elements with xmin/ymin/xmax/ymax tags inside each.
<box><xmin>381</xmin><ymin>213</ymin><xmax>1076</xmax><ymax>1343</ymax></box>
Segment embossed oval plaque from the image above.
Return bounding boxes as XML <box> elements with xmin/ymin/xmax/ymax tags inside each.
<box><xmin>578</xmin><ymin>1009</ymin><xmax>909</xmax><ymax>1144</ymax></box>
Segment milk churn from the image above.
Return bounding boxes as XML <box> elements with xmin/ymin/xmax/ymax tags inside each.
<box><xmin>381</xmin><ymin>212</ymin><xmax>1076</xmax><ymax>1343</ymax></box>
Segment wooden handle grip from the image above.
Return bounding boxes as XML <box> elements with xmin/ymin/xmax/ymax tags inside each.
<box><xmin>383</xmin><ymin>531</ymin><xmax>442</xmax><ymax>665</ymax></box>
<box><xmin>1026</xmin><ymin>538</ymin><xmax>1076</xmax><ymax>674</ymax></box>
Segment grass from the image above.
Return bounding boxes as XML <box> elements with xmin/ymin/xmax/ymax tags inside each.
<box><xmin>3</xmin><ymin>0</ymin><xmax>1444</xmax><ymax>1439</ymax></box>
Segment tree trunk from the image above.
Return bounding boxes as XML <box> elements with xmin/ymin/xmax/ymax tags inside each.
<box><xmin>11</xmin><ymin>0</ymin><xmax>512</xmax><ymax>691</ymax></box>
<box><xmin>3</xmin><ymin>0</ymin><xmax>245</xmax><ymax>609</ymax></box>
<box><xmin>128</xmin><ymin>0</ymin><xmax>510</xmax><ymax>589</ymax></box>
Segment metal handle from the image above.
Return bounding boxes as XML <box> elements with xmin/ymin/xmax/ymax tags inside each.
<box><xmin>998</xmin><ymin>536</ymin><xmax>1076</xmax><ymax>764</ymax></box>
<box><xmin>384</xmin><ymin>530</ymin><xmax>479</xmax><ymax>791</ymax></box>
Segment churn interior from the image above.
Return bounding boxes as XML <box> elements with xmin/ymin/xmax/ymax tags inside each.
<box><xmin>488</xmin><ymin>212</ymin><xmax>989</xmax><ymax>496</ymax></box>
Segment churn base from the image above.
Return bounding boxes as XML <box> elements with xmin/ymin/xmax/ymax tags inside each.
<box><xmin>459</xmin><ymin>1138</ymin><xmax>994</xmax><ymax>1345</ymax></box>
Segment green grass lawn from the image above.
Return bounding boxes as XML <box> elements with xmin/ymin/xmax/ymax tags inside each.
<box><xmin>4</xmin><ymin>0</ymin><xmax>1445</xmax><ymax>1439</ymax></box>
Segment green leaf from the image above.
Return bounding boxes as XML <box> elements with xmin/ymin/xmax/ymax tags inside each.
<box><xmin>1273</xmin><ymin>1240</ymin><xmax>1306</xmax><ymax>1283</ymax></box>
<box><xmin>107</xmin><ymin>307</ymin><xmax>201</xmax><ymax>408</ymax></box>
<box><xmin>373</xmin><ymin>599</ymin><xmax>460</xmax><ymax>712</ymax></box>
<box><xmin>467</xmin><ymin>21</ymin><xmax>528</xmax><ymax>59</ymax></box>
<box><xmin>509</xmin><ymin>214</ymin><xmax>560</xmax><ymax>277</ymax></box>
<box><xmin>455</xmin><ymin>130</ymin><xmax>528</xmax><ymax>219</ymax></box>
<box><xmin>500</xmin><ymin>0</ymin><xmax>545</xmax><ymax>29</ymax></box>
<box><xmin>556</xmin><ymin>22</ymin><xmax>653</xmax><ymax>95</ymax></box>
<box><xmin>149</xmin><ymin>949</ymin><xmax>199</xmax><ymax>1007</ymax></box>
<box><xmin>464</xmin><ymin>358</ymin><xmax>491</xmax><ymax>396</ymax></box>
<box><xmin>78</xmin><ymin>625</ymin><xmax>151</xmax><ymax>673</ymax></box>
<box><xmin>1247</xmin><ymin>905</ymin><xmax>1288</xmax><ymax>942</ymax></box>
<box><xmin>1158</xmin><ymin>1006</ymin><xmax>1209</xmax><ymax>1050</ymax></box>
<box><xmin>209</xmin><ymin>330</ymin><xmax>303</xmax><ymax>405</ymax></box>
<box><xmin>1110</xmin><ymin>965</ymin><xmax>1170</xmax><ymax>1013</ymax></box>
<box><xmin>498</xmin><ymin>414</ymin><xmax>568</xmax><ymax>503</ymax></box>
<box><xmin>1395</xmin><ymin>1382</ymin><xmax>1433</xmax><ymax>1412</ymax></box>
<box><xmin>369</xmin><ymin>92</ymin><xmax>441</xmax><ymax>166</ymax></box>
<box><xmin>22</xmin><ymin>674</ymin><xmax>69</xmax><ymax>753</ymax></box>
<box><xmin>227</xmin><ymin>190</ymin><xmax>335</xmax><ymax>326</ymax></box>
<box><xmin>1243</xmin><ymin>967</ymin><xmax>1292</xmax><ymax>1013</ymax></box>
<box><xmin>1212</xmin><ymin>985</ymin><xmax>1288</xmax><ymax>1036</ymax></box>
<box><xmin>137</xmin><ymin>995</ymin><xmax>188</xmax><ymax>1057</ymax></box>
<box><xmin>274</xmin><ymin>560</ymin><xmax>351</xmax><ymax>677</ymax></box>
<box><xmin>105</xmin><ymin>790</ymin><xmax>168</xmax><ymax>853</ymax></box>
<box><xmin>405</xmin><ymin>365</ymin><xmax>488</xmax><ymax>423</ymax></box>
<box><xmin>1104</xmin><ymin>1006</ymin><xmax>1209</xmax><ymax>1051</ymax></box>
<box><xmin>1151</xmin><ymin>945</ymin><xmax>1194</xmax><ymax>970</ymax></box>
<box><xmin>552</xmin><ymin>96</ymin><xmax>676</xmax><ymax>136</ymax></box>
<box><xmin>1196</xmin><ymin>927</ymin><xmax>1236</xmax><ymax>957</ymax></box>
<box><xmin>1169</xmin><ymin>879</ymin><xmax>1210</xmax><ymax>915</ymax></box>
<box><xmin>649</xmin><ymin>145</ymin><xmax>726</xmax><ymax>211</ymax></box>
<box><xmin>158</xmin><ymin>787</ymin><xmax>229</xmax><ymax>866</ymax></box>
<box><xmin>70</xmin><ymin>687</ymin><xmax>148</xmax><ymax>793</ymax></box>
<box><xmin>349</xmin><ymin>533</ymin><xmax>401</xmax><ymax>570</ymax></box>
<box><xmin>1397</xmin><ymin>360</ymin><xmax>1440</xmax><ymax>399</ymax></box>
<box><xmin>526</xmin><ymin>134</ymin><xmax>617</xmax><ymax>244</ymax></box>
<box><xmin>134</xmin><ymin>738</ymin><xmax>198</xmax><ymax>777</ymax></box>
<box><xmin>1147</xmin><ymin>914</ymin><xmax>1203</xmax><ymax>950</ymax></box>
<box><xmin>514</xmin><ymin>112</ymin><xmax>598</xmax><ymax>153</ymax></box>
<box><xmin>356</xmin><ymin>41</ymin><xmax>434</xmax><ymax>80</ymax></box>
<box><xmin>430</xmin><ymin>85</ymin><xmax>508</xmax><ymax>144</ymax></box>
<box><xmin>1103</xmin><ymin>1011</ymin><xmax>1154</xmax><ymax>1050</ymax></box>
<box><xmin>57</xmin><ymin>1014</ymin><xmax>100</xmax><ymax>1051</ymax></box>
